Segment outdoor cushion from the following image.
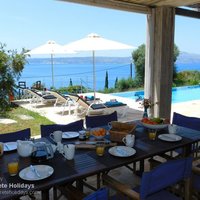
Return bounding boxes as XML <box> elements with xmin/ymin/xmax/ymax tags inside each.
<box><xmin>104</xmin><ymin>101</ymin><xmax>126</xmax><ymax>107</ymax></box>
<box><xmin>0</xmin><ymin>128</ymin><xmax>31</xmax><ymax>142</ymax></box>
<box><xmin>40</xmin><ymin>119</ymin><xmax>84</xmax><ymax>137</ymax></box>
<box><xmin>85</xmin><ymin>111</ymin><xmax>118</xmax><ymax>128</ymax></box>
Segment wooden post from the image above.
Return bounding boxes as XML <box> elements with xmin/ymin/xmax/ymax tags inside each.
<box><xmin>145</xmin><ymin>7</ymin><xmax>175</xmax><ymax>119</ymax></box>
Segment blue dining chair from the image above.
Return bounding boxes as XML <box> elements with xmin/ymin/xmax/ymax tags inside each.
<box><xmin>103</xmin><ymin>157</ymin><xmax>193</xmax><ymax>200</ymax></box>
<box><xmin>40</xmin><ymin>119</ymin><xmax>84</xmax><ymax>137</ymax></box>
<box><xmin>0</xmin><ymin>128</ymin><xmax>31</xmax><ymax>142</ymax></box>
<box><xmin>192</xmin><ymin>164</ymin><xmax>200</xmax><ymax>198</ymax></box>
<box><xmin>172</xmin><ymin>112</ymin><xmax>200</xmax><ymax>131</ymax></box>
<box><xmin>83</xmin><ymin>187</ymin><xmax>108</xmax><ymax>200</ymax></box>
<box><xmin>85</xmin><ymin>111</ymin><xmax>118</xmax><ymax>128</ymax></box>
<box><xmin>172</xmin><ymin>112</ymin><xmax>200</xmax><ymax>158</ymax></box>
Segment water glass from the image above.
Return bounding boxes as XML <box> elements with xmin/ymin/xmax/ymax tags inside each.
<box><xmin>7</xmin><ymin>159</ymin><xmax>19</xmax><ymax>176</ymax></box>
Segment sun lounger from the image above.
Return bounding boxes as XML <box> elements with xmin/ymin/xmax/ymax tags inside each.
<box><xmin>47</xmin><ymin>90</ymin><xmax>77</xmax><ymax>115</ymax></box>
<box><xmin>22</xmin><ymin>89</ymin><xmax>56</xmax><ymax>107</ymax></box>
<box><xmin>68</xmin><ymin>93</ymin><xmax>128</xmax><ymax>117</ymax></box>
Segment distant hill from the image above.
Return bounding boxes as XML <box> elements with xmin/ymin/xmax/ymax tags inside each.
<box><xmin>27</xmin><ymin>52</ymin><xmax>200</xmax><ymax>66</ymax></box>
<box><xmin>27</xmin><ymin>56</ymin><xmax>132</xmax><ymax>65</ymax></box>
<box><xmin>176</xmin><ymin>52</ymin><xmax>200</xmax><ymax>64</ymax></box>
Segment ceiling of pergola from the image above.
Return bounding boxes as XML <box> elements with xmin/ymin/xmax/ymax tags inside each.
<box><xmin>60</xmin><ymin>0</ymin><xmax>200</xmax><ymax>14</ymax></box>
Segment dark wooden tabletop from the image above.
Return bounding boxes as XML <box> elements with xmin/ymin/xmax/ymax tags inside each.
<box><xmin>0</xmin><ymin>125</ymin><xmax>200</xmax><ymax>200</ymax></box>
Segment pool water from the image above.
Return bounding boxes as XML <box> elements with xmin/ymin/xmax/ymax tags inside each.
<box><xmin>112</xmin><ymin>85</ymin><xmax>200</xmax><ymax>104</ymax></box>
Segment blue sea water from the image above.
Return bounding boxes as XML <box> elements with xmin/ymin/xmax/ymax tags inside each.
<box><xmin>19</xmin><ymin>60</ymin><xmax>200</xmax><ymax>90</ymax></box>
<box><xmin>112</xmin><ymin>85</ymin><xmax>200</xmax><ymax>103</ymax></box>
<box><xmin>20</xmin><ymin>62</ymin><xmax>133</xmax><ymax>90</ymax></box>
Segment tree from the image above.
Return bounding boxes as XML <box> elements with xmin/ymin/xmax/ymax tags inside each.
<box><xmin>69</xmin><ymin>78</ymin><xmax>73</xmax><ymax>86</ymax></box>
<box><xmin>132</xmin><ymin>44</ymin><xmax>180</xmax><ymax>86</ymax></box>
<box><xmin>173</xmin><ymin>44</ymin><xmax>180</xmax><ymax>81</ymax></box>
<box><xmin>0</xmin><ymin>43</ymin><xmax>27</xmax><ymax>116</ymax></box>
<box><xmin>104</xmin><ymin>71</ymin><xmax>108</xmax><ymax>89</ymax></box>
<box><xmin>132</xmin><ymin>44</ymin><xmax>145</xmax><ymax>86</ymax></box>
<box><xmin>114</xmin><ymin>77</ymin><xmax>118</xmax><ymax>88</ymax></box>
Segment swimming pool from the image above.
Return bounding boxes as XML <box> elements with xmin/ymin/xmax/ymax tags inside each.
<box><xmin>112</xmin><ymin>85</ymin><xmax>200</xmax><ymax>103</ymax></box>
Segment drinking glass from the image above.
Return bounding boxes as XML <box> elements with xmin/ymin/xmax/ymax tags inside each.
<box><xmin>7</xmin><ymin>159</ymin><xmax>19</xmax><ymax>176</ymax></box>
<box><xmin>148</xmin><ymin>129</ymin><xmax>157</xmax><ymax>140</ymax></box>
<box><xmin>96</xmin><ymin>143</ymin><xmax>105</xmax><ymax>156</ymax></box>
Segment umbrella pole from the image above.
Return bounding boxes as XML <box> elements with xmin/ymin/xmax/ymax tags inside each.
<box><xmin>92</xmin><ymin>50</ymin><xmax>96</xmax><ymax>100</ymax></box>
<box><xmin>51</xmin><ymin>54</ymin><xmax>54</xmax><ymax>88</ymax></box>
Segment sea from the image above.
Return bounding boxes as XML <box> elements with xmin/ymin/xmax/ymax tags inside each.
<box><xmin>19</xmin><ymin>57</ymin><xmax>200</xmax><ymax>90</ymax></box>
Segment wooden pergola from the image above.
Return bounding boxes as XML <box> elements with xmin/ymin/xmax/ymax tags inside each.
<box><xmin>60</xmin><ymin>0</ymin><xmax>200</xmax><ymax>119</ymax></box>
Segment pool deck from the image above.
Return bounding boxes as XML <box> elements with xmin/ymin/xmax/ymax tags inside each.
<box><xmin>12</xmin><ymin>92</ymin><xmax>200</xmax><ymax>126</ymax></box>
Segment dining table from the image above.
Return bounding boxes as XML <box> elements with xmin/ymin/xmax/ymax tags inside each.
<box><xmin>0</xmin><ymin>122</ymin><xmax>200</xmax><ymax>200</ymax></box>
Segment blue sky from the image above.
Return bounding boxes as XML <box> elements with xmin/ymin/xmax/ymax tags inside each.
<box><xmin>1</xmin><ymin>0</ymin><xmax>200</xmax><ymax>57</ymax></box>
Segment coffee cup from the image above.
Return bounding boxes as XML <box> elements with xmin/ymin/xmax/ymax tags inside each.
<box><xmin>168</xmin><ymin>124</ymin><xmax>179</xmax><ymax>134</ymax></box>
<box><xmin>62</xmin><ymin>144</ymin><xmax>75</xmax><ymax>160</ymax></box>
<box><xmin>50</xmin><ymin>131</ymin><xmax>62</xmax><ymax>143</ymax></box>
<box><xmin>122</xmin><ymin>134</ymin><xmax>135</xmax><ymax>147</ymax></box>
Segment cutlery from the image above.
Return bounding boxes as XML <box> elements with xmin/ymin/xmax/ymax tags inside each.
<box><xmin>75</xmin><ymin>140</ymin><xmax>111</xmax><ymax>145</ymax></box>
<box><xmin>4</xmin><ymin>143</ymin><xmax>9</xmax><ymax>150</ymax></box>
<box><xmin>30</xmin><ymin>165</ymin><xmax>41</xmax><ymax>178</ymax></box>
<box><xmin>161</xmin><ymin>134</ymin><xmax>174</xmax><ymax>141</ymax></box>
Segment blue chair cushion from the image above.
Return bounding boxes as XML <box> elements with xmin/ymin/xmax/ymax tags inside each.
<box><xmin>0</xmin><ymin>128</ymin><xmax>31</xmax><ymax>142</ymax></box>
<box><xmin>40</xmin><ymin>120</ymin><xmax>84</xmax><ymax>137</ymax></box>
<box><xmin>104</xmin><ymin>101</ymin><xmax>126</xmax><ymax>107</ymax></box>
<box><xmin>85</xmin><ymin>111</ymin><xmax>118</xmax><ymax>128</ymax></box>
<box><xmin>173</xmin><ymin>112</ymin><xmax>200</xmax><ymax>131</ymax></box>
<box><xmin>83</xmin><ymin>188</ymin><xmax>108</xmax><ymax>200</ymax></box>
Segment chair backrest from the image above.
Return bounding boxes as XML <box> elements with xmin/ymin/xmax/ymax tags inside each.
<box><xmin>85</xmin><ymin>111</ymin><xmax>118</xmax><ymax>128</ymax></box>
<box><xmin>140</xmin><ymin>157</ymin><xmax>193</xmax><ymax>199</ymax></box>
<box><xmin>83</xmin><ymin>188</ymin><xmax>108</xmax><ymax>200</ymax></box>
<box><xmin>172</xmin><ymin>112</ymin><xmax>200</xmax><ymax>131</ymax></box>
<box><xmin>68</xmin><ymin>93</ymin><xmax>90</xmax><ymax>109</ymax></box>
<box><xmin>0</xmin><ymin>128</ymin><xmax>31</xmax><ymax>142</ymax></box>
<box><xmin>40</xmin><ymin>120</ymin><xmax>84</xmax><ymax>137</ymax></box>
<box><xmin>48</xmin><ymin>90</ymin><xmax>67</xmax><ymax>103</ymax></box>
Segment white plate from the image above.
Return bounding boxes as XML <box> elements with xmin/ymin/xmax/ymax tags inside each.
<box><xmin>4</xmin><ymin>142</ymin><xmax>17</xmax><ymax>151</ymax></box>
<box><xmin>108</xmin><ymin>146</ymin><xmax>136</xmax><ymax>157</ymax></box>
<box><xmin>19</xmin><ymin>165</ymin><xmax>54</xmax><ymax>181</ymax></box>
<box><xmin>62</xmin><ymin>132</ymin><xmax>79</xmax><ymax>139</ymax></box>
<box><xmin>140</xmin><ymin>122</ymin><xmax>168</xmax><ymax>130</ymax></box>
<box><xmin>158</xmin><ymin>134</ymin><xmax>182</xmax><ymax>142</ymax></box>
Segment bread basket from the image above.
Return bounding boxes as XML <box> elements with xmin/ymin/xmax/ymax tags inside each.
<box><xmin>109</xmin><ymin>121</ymin><xmax>136</xmax><ymax>142</ymax></box>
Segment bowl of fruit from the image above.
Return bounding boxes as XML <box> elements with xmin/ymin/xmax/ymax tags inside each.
<box><xmin>140</xmin><ymin>117</ymin><xmax>169</xmax><ymax>130</ymax></box>
<box><xmin>91</xmin><ymin>128</ymin><xmax>107</xmax><ymax>140</ymax></box>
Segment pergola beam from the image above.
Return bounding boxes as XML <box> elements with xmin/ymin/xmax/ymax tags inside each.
<box><xmin>59</xmin><ymin>0</ymin><xmax>151</xmax><ymax>14</ymax></box>
<box><xmin>176</xmin><ymin>7</ymin><xmax>200</xmax><ymax>19</ymax></box>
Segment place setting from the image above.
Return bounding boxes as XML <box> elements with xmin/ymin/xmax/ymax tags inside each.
<box><xmin>19</xmin><ymin>165</ymin><xmax>54</xmax><ymax>181</ymax></box>
<box><xmin>158</xmin><ymin>124</ymin><xmax>182</xmax><ymax>142</ymax></box>
<box><xmin>108</xmin><ymin>134</ymin><xmax>136</xmax><ymax>157</ymax></box>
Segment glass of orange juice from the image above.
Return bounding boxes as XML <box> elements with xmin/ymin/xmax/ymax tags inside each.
<box><xmin>148</xmin><ymin>129</ymin><xmax>157</xmax><ymax>140</ymax></box>
<box><xmin>96</xmin><ymin>143</ymin><xmax>105</xmax><ymax>156</ymax></box>
<box><xmin>7</xmin><ymin>159</ymin><xmax>19</xmax><ymax>176</ymax></box>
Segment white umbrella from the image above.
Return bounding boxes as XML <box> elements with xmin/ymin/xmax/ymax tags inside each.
<box><xmin>25</xmin><ymin>40</ymin><xmax>75</xmax><ymax>88</ymax></box>
<box><xmin>63</xmin><ymin>33</ymin><xmax>135</xmax><ymax>99</ymax></box>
